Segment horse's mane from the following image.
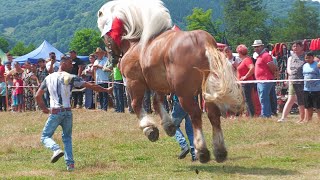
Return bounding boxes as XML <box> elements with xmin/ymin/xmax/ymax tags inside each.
<box><xmin>98</xmin><ymin>0</ymin><xmax>172</xmax><ymax>48</ymax></box>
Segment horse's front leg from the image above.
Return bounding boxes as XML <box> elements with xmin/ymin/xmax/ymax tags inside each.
<box><xmin>128</xmin><ymin>82</ymin><xmax>159</xmax><ymax>142</ymax></box>
<box><xmin>152</xmin><ymin>93</ymin><xmax>176</xmax><ymax>137</ymax></box>
<box><xmin>205</xmin><ymin>102</ymin><xmax>227</xmax><ymax>163</ymax></box>
<box><xmin>179</xmin><ymin>97</ymin><xmax>210</xmax><ymax>163</ymax></box>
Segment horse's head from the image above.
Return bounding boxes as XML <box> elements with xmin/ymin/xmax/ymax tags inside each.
<box><xmin>97</xmin><ymin>0</ymin><xmax>173</xmax><ymax>59</ymax></box>
<box><xmin>97</xmin><ymin>1</ymin><xmax>123</xmax><ymax>64</ymax></box>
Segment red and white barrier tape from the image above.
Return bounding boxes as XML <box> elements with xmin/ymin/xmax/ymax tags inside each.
<box><xmin>3</xmin><ymin>79</ymin><xmax>320</xmax><ymax>88</ymax></box>
<box><xmin>237</xmin><ymin>79</ymin><xmax>320</xmax><ymax>84</ymax></box>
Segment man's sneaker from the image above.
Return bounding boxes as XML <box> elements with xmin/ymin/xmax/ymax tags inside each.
<box><xmin>67</xmin><ymin>164</ymin><xmax>75</xmax><ymax>171</ymax></box>
<box><xmin>191</xmin><ymin>154</ymin><xmax>198</xmax><ymax>162</ymax></box>
<box><xmin>51</xmin><ymin>149</ymin><xmax>64</xmax><ymax>163</ymax></box>
<box><xmin>178</xmin><ymin>147</ymin><xmax>190</xmax><ymax>159</ymax></box>
<box><xmin>277</xmin><ymin>118</ymin><xmax>285</xmax><ymax>123</ymax></box>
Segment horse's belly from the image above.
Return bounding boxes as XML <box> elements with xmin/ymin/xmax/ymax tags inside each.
<box><xmin>143</xmin><ymin>66</ymin><xmax>171</xmax><ymax>93</ymax></box>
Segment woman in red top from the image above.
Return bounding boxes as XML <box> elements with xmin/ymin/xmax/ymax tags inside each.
<box><xmin>236</xmin><ymin>44</ymin><xmax>255</xmax><ymax>117</ymax></box>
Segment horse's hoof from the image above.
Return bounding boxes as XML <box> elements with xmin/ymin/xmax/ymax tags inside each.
<box><xmin>214</xmin><ymin>147</ymin><xmax>228</xmax><ymax>163</ymax></box>
<box><xmin>143</xmin><ymin>127</ymin><xmax>159</xmax><ymax>142</ymax></box>
<box><xmin>198</xmin><ymin>148</ymin><xmax>210</xmax><ymax>163</ymax></box>
<box><xmin>164</xmin><ymin>123</ymin><xmax>176</xmax><ymax>137</ymax></box>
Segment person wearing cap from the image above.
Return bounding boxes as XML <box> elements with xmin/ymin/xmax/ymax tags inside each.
<box><xmin>69</xmin><ymin>50</ymin><xmax>84</xmax><ymax>109</ymax></box>
<box><xmin>252</xmin><ymin>40</ymin><xmax>278</xmax><ymax>118</ymax></box>
<box><xmin>93</xmin><ymin>47</ymin><xmax>112</xmax><ymax>111</ymax></box>
<box><xmin>35</xmin><ymin>56</ymin><xmax>112</xmax><ymax>171</ymax></box>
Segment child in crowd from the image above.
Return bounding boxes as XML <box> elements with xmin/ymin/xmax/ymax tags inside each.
<box><xmin>0</xmin><ymin>75</ymin><xmax>6</xmax><ymax>111</ymax></box>
<box><xmin>301</xmin><ymin>52</ymin><xmax>320</xmax><ymax>123</ymax></box>
<box><xmin>12</xmin><ymin>73</ymin><xmax>24</xmax><ymax>112</ymax></box>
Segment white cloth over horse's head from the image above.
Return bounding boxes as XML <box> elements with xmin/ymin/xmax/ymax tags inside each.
<box><xmin>97</xmin><ymin>0</ymin><xmax>172</xmax><ymax>46</ymax></box>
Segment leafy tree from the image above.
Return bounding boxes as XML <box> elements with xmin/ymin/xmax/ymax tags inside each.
<box><xmin>0</xmin><ymin>37</ymin><xmax>9</xmax><ymax>52</ymax></box>
<box><xmin>224</xmin><ymin>0</ymin><xmax>269</xmax><ymax>49</ymax></box>
<box><xmin>11</xmin><ymin>42</ymin><xmax>27</xmax><ymax>56</ymax></box>
<box><xmin>69</xmin><ymin>28</ymin><xmax>105</xmax><ymax>55</ymax></box>
<box><xmin>271</xmin><ymin>0</ymin><xmax>319</xmax><ymax>42</ymax></box>
<box><xmin>186</xmin><ymin>8</ymin><xmax>223</xmax><ymax>42</ymax></box>
<box><xmin>288</xmin><ymin>0</ymin><xmax>319</xmax><ymax>39</ymax></box>
<box><xmin>10</xmin><ymin>41</ymin><xmax>35</xmax><ymax>56</ymax></box>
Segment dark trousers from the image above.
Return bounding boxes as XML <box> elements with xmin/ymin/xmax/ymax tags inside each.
<box><xmin>98</xmin><ymin>83</ymin><xmax>109</xmax><ymax>110</ymax></box>
<box><xmin>0</xmin><ymin>96</ymin><xmax>6</xmax><ymax>111</ymax></box>
<box><xmin>270</xmin><ymin>83</ymin><xmax>277</xmax><ymax>115</ymax></box>
<box><xmin>143</xmin><ymin>89</ymin><xmax>152</xmax><ymax>113</ymax></box>
<box><xmin>113</xmin><ymin>80</ymin><xmax>124</xmax><ymax>112</ymax></box>
<box><xmin>242</xmin><ymin>83</ymin><xmax>255</xmax><ymax>117</ymax></box>
<box><xmin>72</xmin><ymin>91</ymin><xmax>83</xmax><ymax>107</ymax></box>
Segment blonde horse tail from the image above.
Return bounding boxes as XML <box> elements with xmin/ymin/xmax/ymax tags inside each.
<box><xmin>203</xmin><ymin>45</ymin><xmax>244</xmax><ymax>113</ymax></box>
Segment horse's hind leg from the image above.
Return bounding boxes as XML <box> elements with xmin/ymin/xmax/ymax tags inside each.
<box><xmin>179</xmin><ymin>97</ymin><xmax>210</xmax><ymax>163</ymax></box>
<box><xmin>152</xmin><ymin>93</ymin><xmax>175</xmax><ymax>137</ymax></box>
<box><xmin>206</xmin><ymin>102</ymin><xmax>227</xmax><ymax>163</ymax></box>
<box><xmin>127</xmin><ymin>82</ymin><xmax>159</xmax><ymax>142</ymax></box>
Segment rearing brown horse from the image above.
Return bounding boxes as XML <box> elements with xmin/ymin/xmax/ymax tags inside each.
<box><xmin>97</xmin><ymin>0</ymin><xmax>243</xmax><ymax>163</ymax></box>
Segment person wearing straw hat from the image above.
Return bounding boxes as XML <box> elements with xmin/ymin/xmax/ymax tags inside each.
<box><xmin>252</xmin><ymin>40</ymin><xmax>278</xmax><ymax>118</ymax></box>
<box><xmin>93</xmin><ymin>47</ymin><xmax>112</xmax><ymax>111</ymax></box>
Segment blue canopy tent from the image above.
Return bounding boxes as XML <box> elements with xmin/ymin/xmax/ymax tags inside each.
<box><xmin>14</xmin><ymin>40</ymin><xmax>90</xmax><ymax>65</ymax></box>
<box><xmin>14</xmin><ymin>40</ymin><xmax>64</xmax><ymax>64</ymax></box>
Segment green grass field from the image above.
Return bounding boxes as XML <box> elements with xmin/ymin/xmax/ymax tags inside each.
<box><xmin>1</xmin><ymin>110</ymin><xmax>320</xmax><ymax>179</ymax></box>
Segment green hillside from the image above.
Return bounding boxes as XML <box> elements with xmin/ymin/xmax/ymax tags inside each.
<box><xmin>0</xmin><ymin>0</ymin><xmax>319</xmax><ymax>52</ymax></box>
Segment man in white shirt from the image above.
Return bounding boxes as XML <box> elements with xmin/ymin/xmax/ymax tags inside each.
<box><xmin>35</xmin><ymin>56</ymin><xmax>112</xmax><ymax>171</ymax></box>
<box><xmin>45</xmin><ymin>52</ymin><xmax>59</xmax><ymax>73</ymax></box>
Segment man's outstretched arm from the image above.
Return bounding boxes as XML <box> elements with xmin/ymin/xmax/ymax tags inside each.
<box><xmin>82</xmin><ymin>82</ymin><xmax>113</xmax><ymax>93</ymax></box>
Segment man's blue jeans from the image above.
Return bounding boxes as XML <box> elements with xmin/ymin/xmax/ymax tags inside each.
<box><xmin>113</xmin><ymin>80</ymin><xmax>124</xmax><ymax>112</ymax></box>
<box><xmin>41</xmin><ymin>111</ymin><xmax>74</xmax><ymax>165</ymax></box>
<box><xmin>98</xmin><ymin>83</ymin><xmax>109</xmax><ymax>110</ymax></box>
<box><xmin>242</xmin><ymin>83</ymin><xmax>255</xmax><ymax>117</ymax></box>
<box><xmin>257</xmin><ymin>82</ymin><xmax>275</xmax><ymax>118</ymax></box>
<box><xmin>172</xmin><ymin>101</ymin><xmax>194</xmax><ymax>150</ymax></box>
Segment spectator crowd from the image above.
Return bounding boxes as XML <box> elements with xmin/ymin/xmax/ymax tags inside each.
<box><xmin>0</xmin><ymin>40</ymin><xmax>320</xmax><ymax>123</ymax></box>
